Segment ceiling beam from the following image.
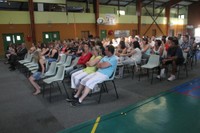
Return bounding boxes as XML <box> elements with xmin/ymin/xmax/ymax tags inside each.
<box><xmin>142</xmin><ymin>0</ymin><xmax>154</xmax><ymax>7</ymax></box>
<box><xmin>105</xmin><ymin>0</ymin><xmax>112</xmax><ymax>5</ymax></box>
<box><xmin>125</xmin><ymin>0</ymin><xmax>136</xmax><ymax>7</ymax></box>
<box><xmin>156</xmin><ymin>0</ymin><xmax>183</xmax><ymax>9</ymax></box>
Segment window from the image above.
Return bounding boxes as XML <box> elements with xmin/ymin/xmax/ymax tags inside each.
<box><xmin>16</xmin><ymin>35</ymin><xmax>21</xmax><ymax>41</ymax></box>
<box><xmin>117</xmin><ymin>10</ymin><xmax>125</xmax><ymax>15</ymax></box>
<box><xmin>45</xmin><ymin>34</ymin><xmax>49</xmax><ymax>39</ymax></box>
<box><xmin>6</xmin><ymin>36</ymin><xmax>11</xmax><ymax>41</ymax></box>
<box><xmin>178</xmin><ymin>14</ymin><xmax>185</xmax><ymax>19</ymax></box>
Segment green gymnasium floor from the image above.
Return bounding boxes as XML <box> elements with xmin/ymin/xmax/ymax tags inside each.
<box><xmin>59</xmin><ymin>78</ymin><xmax>200</xmax><ymax>133</ymax></box>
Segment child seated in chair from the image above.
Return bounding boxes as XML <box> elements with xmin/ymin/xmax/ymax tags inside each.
<box><xmin>29</xmin><ymin>51</ymin><xmax>46</xmax><ymax>95</ymax></box>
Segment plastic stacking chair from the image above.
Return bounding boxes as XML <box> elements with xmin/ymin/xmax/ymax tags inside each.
<box><xmin>139</xmin><ymin>54</ymin><xmax>160</xmax><ymax>84</ymax></box>
<box><xmin>57</xmin><ymin>55</ymin><xmax>72</xmax><ymax>67</ymax></box>
<box><xmin>177</xmin><ymin>52</ymin><xmax>188</xmax><ymax>79</ymax></box>
<box><xmin>18</xmin><ymin>53</ymin><xmax>33</xmax><ymax>64</ymax></box>
<box><xmin>24</xmin><ymin>58</ymin><xmax>38</xmax><ymax>68</ymax></box>
<box><xmin>56</xmin><ymin>54</ymin><xmax>67</xmax><ymax>66</ymax></box>
<box><xmin>44</xmin><ymin>62</ymin><xmax>57</xmax><ymax>77</ymax></box>
<box><xmin>43</xmin><ymin>65</ymin><xmax>69</xmax><ymax>102</ymax></box>
<box><xmin>97</xmin><ymin>67</ymin><xmax>118</xmax><ymax>103</ymax></box>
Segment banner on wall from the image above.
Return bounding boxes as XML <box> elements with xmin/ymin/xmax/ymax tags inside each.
<box><xmin>105</xmin><ymin>14</ymin><xmax>116</xmax><ymax>25</ymax></box>
<box><xmin>114</xmin><ymin>30</ymin><xmax>130</xmax><ymax>38</ymax></box>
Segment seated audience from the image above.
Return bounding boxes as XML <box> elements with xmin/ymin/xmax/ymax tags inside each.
<box><xmin>157</xmin><ymin>37</ymin><xmax>184</xmax><ymax>81</ymax></box>
<box><xmin>151</xmin><ymin>39</ymin><xmax>164</xmax><ymax>57</ymax></box>
<box><xmin>69</xmin><ymin>45</ymin><xmax>117</xmax><ymax>106</ymax></box>
<box><xmin>69</xmin><ymin>42</ymin><xmax>92</xmax><ymax>75</ymax></box>
<box><xmin>46</xmin><ymin>43</ymin><xmax>59</xmax><ymax>63</ymax></box>
<box><xmin>115</xmin><ymin>41</ymin><xmax>142</xmax><ymax>78</ymax></box>
<box><xmin>71</xmin><ymin>46</ymin><xmax>103</xmax><ymax>90</ymax></box>
<box><xmin>29</xmin><ymin>51</ymin><xmax>46</xmax><ymax>95</ymax></box>
<box><xmin>141</xmin><ymin>37</ymin><xmax>151</xmax><ymax>60</ymax></box>
<box><xmin>180</xmin><ymin>35</ymin><xmax>191</xmax><ymax>56</ymax></box>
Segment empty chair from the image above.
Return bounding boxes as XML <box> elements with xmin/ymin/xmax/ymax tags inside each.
<box><xmin>18</xmin><ymin>53</ymin><xmax>33</xmax><ymax>64</ymax></box>
<box><xmin>65</xmin><ymin>57</ymin><xmax>79</xmax><ymax>76</ymax></box>
<box><xmin>43</xmin><ymin>65</ymin><xmax>69</xmax><ymax>102</ymax></box>
<box><xmin>56</xmin><ymin>54</ymin><xmax>67</xmax><ymax>66</ymax></box>
<box><xmin>24</xmin><ymin>58</ymin><xmax>38</xmax><ymax>68</ymax></box>
<box><xmin>57</xmin><ymin>55</ymin><xmax>72</xmax><ymax>67</ymax></box>
<box><xmin>139</xmin><ymin>54</ymin><xmax>160</xmax><ymax>84</ymax></box>
<box><xmin>44</xmin><ymin>61</ymin><xmax>57</xmax><ymax>77</ymax></box>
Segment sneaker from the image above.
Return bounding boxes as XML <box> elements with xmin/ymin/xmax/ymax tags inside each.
<box><xmin>70</xmin><ymin>100</ymin><xmax>81</xmax><ymax>107</ymax></box>
<box><xmin>156</xmin><ymin>75</ymin><xmax>161</xmax><ymax>79</ymax></box>
<box><xmin>160</xmin><ymin>68</ymin><xmax>165</xmax><ymax>78</ymax></box>
<box><xmin>168</xmin><ymin>75</ymin><xmax>176</xmax><ymax>81</ymax></box>
<box><xmin>66</xmin><ymin>97</ymin><xmax>78</xmax><ymax>102</ymax></box>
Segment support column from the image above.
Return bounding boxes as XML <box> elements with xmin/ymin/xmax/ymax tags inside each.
<box><xmin>136</xmin><ymin>0</ymin><xmax>142</xmax><ymax>36</ymax></box>
<box><xmin>165</xmin><ymin>5</ymin><xmax>170</xmax><ymax>36</ymax></box>
<box><xmin>28</xmin><ymin>0</ymin><xmax>36</xmax><ymax>43</ymax></box>
<box><xmin>93</xmin><ymin>0</ymin><xmax>99</xmax><ymax>37</ymax></box>
<box><xmin>86</xmin><ymin>0</ymin><xmax>90</xmax><ymax>13</ymax></box>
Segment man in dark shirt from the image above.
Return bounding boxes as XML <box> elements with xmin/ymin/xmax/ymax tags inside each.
<box><xmin>157</xmin><ymin>37</ymin><xmax>184</xmax><ymax>81</ymax></box>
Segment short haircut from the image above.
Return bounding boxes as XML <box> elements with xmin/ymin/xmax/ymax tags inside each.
<box><xmin>106</xmin><ymin>45</ymin><xmax>115</xmax><ymax>54</ymax></box>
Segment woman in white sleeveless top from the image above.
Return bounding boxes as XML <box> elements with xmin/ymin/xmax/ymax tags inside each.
<box><xmin>115</xmin><ymin>41</ymin><xmax>142</xmax><ymax>78</ymax></box>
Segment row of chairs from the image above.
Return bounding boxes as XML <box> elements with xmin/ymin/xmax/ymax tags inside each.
<box><xmin>18</xmin><ymin>53</ymin><xmax>119</xmax><ymax>103</ymax></box>
<box><xmin>123</xmin><ymin>52</ymin><xmax>189</xmax><ymax>84</ymax></box>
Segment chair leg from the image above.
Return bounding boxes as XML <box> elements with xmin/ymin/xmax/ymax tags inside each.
<box><xmin>139</xmin><ymin>67</ymin><xmax>141</xmax><ymax>81</ymax></box>
<box><xmin>112</xmin><ymin>80</ymin><xmax>119</xmax><ymax>99</ymax></box>
<box><xmin>98</xmin><ymin>83</ymin><xmax>104</xmax><ymax>104</ymax></box>
<box><xmin>103</xmin><ymin>82</ymin><xmax>108</xmax><ymax>93</ymax></box>
<box><xmin>62</xmin><ymin>81</ymin><xmax>69</xmax><ymax>99</ymax></box>
<box><xmin>131</xmin><ymin>65</ymin><xmax>134</xmax><ymax>79</ymax></box>
<box><xmin>151</xmin><ymin>69</ymin><xmax>154</xmax><ymax>84</ymax></box>
<box><xmin>177</xmin><ymin>66</ymin><xmax>180</xmax><ymax>79</ymax></box>
<box><xmin>147</xmin><ymin>69</ymin><xmax>149</xmax><ymax>79</ymax></box>
<box><xmin>42</xmin><ymin>83</ymin><xmax>45</xmax><ymax>97</ymax></box>
<box><xmin>56</xmin><ymin>82</ymin><xmax>62</xmax><ymax>94</ymax></box>
<box><xmin>185</xmin><ymin>64</ymin><xmax>188</xmax><ymax>77</ymax></box>
<box><xmin>49</xmin><ymin>83</ymin><xmax>52</xmax><ymax>102</ymax></box>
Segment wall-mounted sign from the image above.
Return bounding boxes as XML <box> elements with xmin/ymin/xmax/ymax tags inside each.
<box><xmin>114</xmin><ymin>30</ymin><xmax>130</xmax><ymax>37</ymax></box>
<box><xmin>105</xmin><ymin>14</ymin><xmax>116</xmax><ymax>25</ymax></box>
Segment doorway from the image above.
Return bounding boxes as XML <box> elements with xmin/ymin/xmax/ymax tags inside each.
<box><xmin>100</xmin><ymin>30</ymin><xmax>107</xmax><ymax>40</ymax></box>
<box><xmin>2</xmin><ymin>33</ymin><xmax>24</xmax><ymax>52</ymax></box>
<box><xmin>43</xmin><ymin>31</ymin><xmax>60</xmax><ymax>43</ymax></box>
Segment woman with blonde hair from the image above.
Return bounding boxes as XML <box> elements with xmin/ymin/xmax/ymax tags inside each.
<box><xmin>70</xmin><ymin>45</ymin><xmax>103</xmax><ymax>91</ymax></box>
<box><xmin>29</xmin><ymin>51</ymin><xmax>46</xmax><ymax>95</ymax></box>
